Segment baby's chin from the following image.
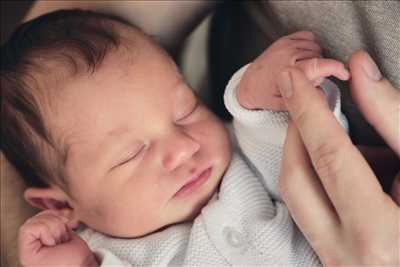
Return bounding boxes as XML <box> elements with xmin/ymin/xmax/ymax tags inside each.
<box><xmin>149</xmin><ymin>173</ymin><xmax>224</xmax><ymax>235</ymax></box>
<box><xmin>93</xmin><ymin>168</ymin><xmax>226</xmax><ymax>239</ymax></box>
<box><xmin>91</xmin><ymin>199</ymin><xmax>216</xmax><ymax>239</ymax></box>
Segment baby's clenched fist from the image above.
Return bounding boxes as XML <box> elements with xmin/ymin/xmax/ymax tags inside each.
<box><xmin>18</xmin><ymin>209</ymin><xmax>98</xmax><ymax>267</ymax></box>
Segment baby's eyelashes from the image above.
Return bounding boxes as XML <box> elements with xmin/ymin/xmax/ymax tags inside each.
<box><xmin>111</xmin><ymin>143</ymin><xmax>147</xmax><ymax>171</ymax></box>
<box><xmin>173</xmin><ymin>86</ymin><xmax>199</xmax><ymax>122</ymax></box>
<box><xmin>175</xmin><ymin>98</ymin><xmax>199</xmax><ymax>122</ymax></box>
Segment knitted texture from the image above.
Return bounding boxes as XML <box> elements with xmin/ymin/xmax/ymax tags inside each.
<box><xmin>79</xmin><ymin>64</ymin><xmax>347</xmax><ymax>266</ymax></box>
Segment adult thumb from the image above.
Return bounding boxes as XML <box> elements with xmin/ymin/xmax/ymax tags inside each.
<box><xmin>390</xmin><ymin>172</ymin><xmax>400</xmax><ymax>206</ymax></box>
<box><xmin>349</xmin><ymin>50</ymin><xmax>400</xmax><ymax>155</ymax></box>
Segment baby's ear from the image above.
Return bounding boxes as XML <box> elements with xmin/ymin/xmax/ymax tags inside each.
<box><xmin>24</xmin><ymin>186</ymin><xmax>70</xmax><ymax>211</ymax></box>
<box><xmin>24</xmin><ymin>186</ymin><xmax>81</xmax><ymax>229</ymax></box>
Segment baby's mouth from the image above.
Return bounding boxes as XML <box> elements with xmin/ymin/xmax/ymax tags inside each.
<box><xmin>174</xmin><ymin>167</ymin><xmax>212</xmax><ymax>198</ymax></box>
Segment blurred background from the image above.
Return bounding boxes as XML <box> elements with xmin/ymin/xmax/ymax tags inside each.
<box><xmin>1</xmin><ymin>1</ymin><xmax>33</xmax><ymax>44</ymax></box>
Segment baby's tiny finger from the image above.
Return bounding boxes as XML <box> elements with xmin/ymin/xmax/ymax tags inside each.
<box><xmin>32</xmin><ymin>210</ymin><xmax>68</xmax><ymax>226</ymax></box>
<box><xmin>286</xmin><ymin>31</ymin><xmax>316</xmax><ymax>41</ymax></box>
<box><xmin>39</xmin><ymin>215</ymin><xmax>67</xmax><ymax>244</ymax></box>
<box><xmin>294</xmin><ymin>50</ymin><xmax>321</xmax><ymax>63</ymax></box>
<box><xmin>299</xmin><ymin>58</ymin><xmax>350</xmax><ymax>82</ymax></box>
<box><xmin>292</xmin><ymin>40</ymin><xmax>321</xmax><ymax>52</ymax></box>
<box><xmin>29</xmin><ymin>221</ymin><xmax>56</xmax><ymax>246</ymax></box>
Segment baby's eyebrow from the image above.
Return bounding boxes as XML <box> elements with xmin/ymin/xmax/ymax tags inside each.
<box><xmin>64</xmin><ymin>126</ymin><xmax>132</xmax><ymax>169</ymax></box>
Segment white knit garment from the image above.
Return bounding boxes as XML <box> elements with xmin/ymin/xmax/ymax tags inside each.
<box><xmin>78</xmin><ymin>64</ymin><xmax>348</xmax><ymax>266</ymax></box>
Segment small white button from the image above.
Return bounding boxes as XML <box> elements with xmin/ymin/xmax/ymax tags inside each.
<box><xmin>223</xmin><ymin>227</ymin><xmax>244</xmax><ymax>248</ymax></box>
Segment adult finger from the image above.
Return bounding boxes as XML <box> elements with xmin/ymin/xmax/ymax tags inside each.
<box><xmin>349</xmin><ymin>50</ymin><xmax>400</xmax><ymax>155</ymax></box>
<box><xmin>279</xmin><ymin>122</ymin><xmax>339</xmax><ymax>245</ymax></box>
<box><xmin>277</xmin><ymin>68</ymin><xmax>386</xmax><ymax>222</ymax></box>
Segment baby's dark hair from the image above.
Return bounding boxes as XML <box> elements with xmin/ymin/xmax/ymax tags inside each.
<box><xmin>1</xmin><ymin>9</ymin><xmax>133</xmax><ymax>190</ymax></box>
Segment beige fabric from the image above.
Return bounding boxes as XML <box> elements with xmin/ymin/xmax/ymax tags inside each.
<box><xmin>245</xmin><ymin>1</ymin><xmax>400</xmax><ymax>88</ymax></box>
<box><xmin>1</xmin><ymin>153</ymin><xmax>37</xmax><ymax>267</ymax></box>
<box><xmin>243</xmin><ymin>1</ymin><xmax>400</xmax><ymax>145</ymax></box>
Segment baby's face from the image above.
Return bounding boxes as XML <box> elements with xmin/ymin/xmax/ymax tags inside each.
<box><xmin>52</xmin><ymin>28</ymin><xmax>231</xmax><ymax>237</ymax></box>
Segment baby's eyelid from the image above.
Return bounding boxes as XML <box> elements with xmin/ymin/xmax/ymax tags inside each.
<box><xmin>113</xmin><ymin>144</ymin><xmax>145</xmax><ymax>170</ymax></box>
<box><xmin>177</xmin><ymin>98</ymin><xmax>199</xmax><ymax>122</ymax></box>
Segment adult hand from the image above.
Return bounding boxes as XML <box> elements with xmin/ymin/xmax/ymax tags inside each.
<box><xmin>277</xmin><ymin>50</ymin><xmax>400</xmax><ymax>266</ymax></box>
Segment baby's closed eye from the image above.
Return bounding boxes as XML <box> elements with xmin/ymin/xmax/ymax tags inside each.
<box><xmin>176</xmin><ymin>98</ymin><xmax>199</xmax><ymax>122</ymax></box>
<box><xmin>111</xmin><ymin>143</ymin><xmax>146</xmax><ymax>170</ymax></box>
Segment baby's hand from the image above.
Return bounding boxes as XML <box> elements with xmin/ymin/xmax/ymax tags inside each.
<box><xmin>237</xmin><ymin>31</ymin><xmax>350</xmax><ymax>110</ymax></box>
<box><xmin>18</xmin><ymin>209</ymin><xmax>98</xmax><ymax>267</ymax></box>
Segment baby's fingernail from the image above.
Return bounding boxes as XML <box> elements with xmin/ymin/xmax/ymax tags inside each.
<box><xmin>278</xmin><ymin>71</ymin><xmax>293</xmax><ymax>98</ymax></box>
<box><xmin>362</xmin><ymin>53</ymin><xmax>382</xmax><ymax>81</ymax></box>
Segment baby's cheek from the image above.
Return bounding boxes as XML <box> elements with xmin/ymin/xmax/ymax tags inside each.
<box><xmin>208</xmin><ymin>119</ymin><xmax>231</xmax><ymax>164</ymax></box>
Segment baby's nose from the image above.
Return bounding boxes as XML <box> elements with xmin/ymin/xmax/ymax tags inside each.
<box><xmin>162</xmin><ymin>133</ymin><xmax>200</xmax><ymax>172</ymax></box>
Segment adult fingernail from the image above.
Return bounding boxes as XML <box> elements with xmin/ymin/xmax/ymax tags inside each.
<box><xmin>278</xmin><ymin>71</ymin><xmax>293</xmax><ymax>98</ymax></box>
<box><xmin>362</xmin><ymin>53</ymin><xmax>382</xmax><ymax>81</ymax></box>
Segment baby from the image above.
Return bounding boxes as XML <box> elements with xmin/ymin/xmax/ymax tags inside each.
<box><xmin>1</xmin><ymin>10</ymin><xmax>350</xmax><ymax>266</ymax></box>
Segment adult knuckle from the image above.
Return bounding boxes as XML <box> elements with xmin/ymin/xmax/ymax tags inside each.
<box><xmin>311</xmin><ymin>141</ymin><xmax>344</xmax><ymax>182</ymax></box>
<box><xmin>292</xmin><ymin>107</ymin><xmax>309</xmax><ymax>129</ymax></box>
<box><xmin>349</xmin><ymin>218</ymin><xmax>400</xmax><ymax>264</ymax></box>
<box><xmin>356</xmin><ymin>238</ymin><xmax>397</xmax><ymax>265</ymax></box>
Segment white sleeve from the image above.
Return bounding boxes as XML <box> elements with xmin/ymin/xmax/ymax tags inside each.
<box><xmin>224</xmin><ymin>64</ymin><xmax>349</xmax><ymax>201</ymax></box>
<box><xmin>78</xmin><ymin>228</ymin><xmax>132</xmax><ymax>267</ymax></box>
<box><xmin>93</xmin><ymin>248</ymin><xmax>132</xmax><ymax>267</ymax></box>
